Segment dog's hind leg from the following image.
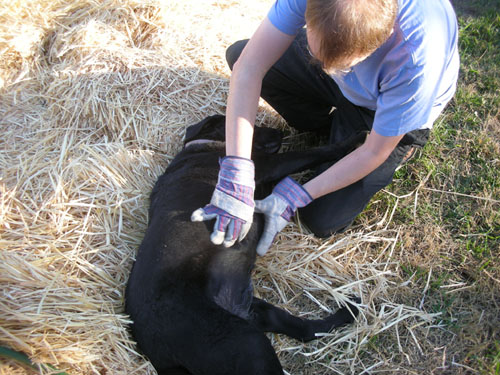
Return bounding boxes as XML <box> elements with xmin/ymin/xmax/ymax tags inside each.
<box><xmin>249</xmin><ymin>297</ymin><xmax>359</xmax><ymax>342</ymax></box>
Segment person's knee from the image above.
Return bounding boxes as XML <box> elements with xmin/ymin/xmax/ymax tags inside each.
<box><xmin>303</xmin><ymin>218</ymin><xmax>335</xmax><ymax>238</ymax></box>
<box><xmin>298</xmin><ymin>183</ymin><xmax>373</xmax><ymax>238</ymax></box>
<box><xmin>298</xmin><ymin>206</ymin><xmax>354</xmax><ymax>238</ymax></box>
<box><xmin>225</xmin><ymin>40</ymin><xmax>249</xmax><ymax>70</ymax></box>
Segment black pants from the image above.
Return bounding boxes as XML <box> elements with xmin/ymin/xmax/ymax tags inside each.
<box><xmin>226</xmin><ymin>30</ymin><xmax>429</xmax><ymax>238</ymax></box>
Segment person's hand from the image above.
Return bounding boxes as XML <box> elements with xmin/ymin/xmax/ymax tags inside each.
<box><xmin>254</xmin><ymin>177</ymin><xmax>312</xmax><ymax>255</ymax></box>
<box><xmin>191</xmin><ymin>156</ymin><xmax>255</xmax><ymax>247</ymax></box>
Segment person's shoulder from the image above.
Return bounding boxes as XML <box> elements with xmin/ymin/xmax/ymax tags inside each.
<box><xmin>397</xmin><ymin>0</ymin><xmax>457</xmax><ymax>45</ymax></box>
<box><xmin>394</xmin><ymin>0</ymin><xmax>458</xmax><ymax>68</ymax></box>
<box><xmin>272</xmin><ymin>0</ymin><xmax>307</xmax><ymax>17</ymax></box>
<box><xmin>279</xmin><ymin>0</ymin><xmax>307</xmax><ymax>12</ymax></box>
<box><xmin>267</xmin><ymin>0</ymin><xmax>307</xmax><ymax>36</ymax></box>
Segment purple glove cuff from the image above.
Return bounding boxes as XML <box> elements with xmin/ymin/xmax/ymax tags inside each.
<box><xmin>219</xmin><ymin>156</ymin><xmax>255</xmax><ymax>187</ymax></box>
<box><xmin>272</xmin><ymin>177</ymin><xmax>313</xmax><ymax>221</ymax></box>
<box><xmin>216</xmin><ymin>156</ymin><xmax>255</xmax><ymax>207</ymax></box>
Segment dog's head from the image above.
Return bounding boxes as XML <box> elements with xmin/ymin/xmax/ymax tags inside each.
<box><xmin>184</xmin><ymin>115</ymin><xmax>283</xmax><ymax>154</ymax></box>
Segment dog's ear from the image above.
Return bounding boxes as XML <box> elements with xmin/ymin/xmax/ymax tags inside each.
<box><xmin>184</xmin><ymin>115</ymin><xmax>226</xmax><ymax>145</ymax></box>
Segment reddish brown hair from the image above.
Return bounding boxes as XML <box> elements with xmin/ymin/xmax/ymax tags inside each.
<box><xmin>305</xmin><ymin>0</ymin><xmax>398</xmax><ymax>70</ymax></box>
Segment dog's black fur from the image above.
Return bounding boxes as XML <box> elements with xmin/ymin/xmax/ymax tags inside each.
<box><xmin>125</xmin><ymin>115</ymin><xmax>363</xmax><ymax>375</ymax></box>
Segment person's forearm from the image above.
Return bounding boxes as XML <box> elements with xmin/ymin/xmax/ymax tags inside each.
<box><xmin>224</xmin><ymin>18</ymin><xmax>295</xmax><ymax>159</ymax></box>
<box><xmin>302</xmin><ymin>143</ymin><xmax>390</xmax><ymax>200</ymax></box>
<box><xmin>225</xmin><ymin>64</ymin><xmax>264</xmax><ymax>159</ymax></box>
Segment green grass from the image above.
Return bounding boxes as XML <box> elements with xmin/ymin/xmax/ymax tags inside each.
<box><xmin>359</xmin><ymin>1</ymin><xmax>500</xmax><ymax>373</ymax></box>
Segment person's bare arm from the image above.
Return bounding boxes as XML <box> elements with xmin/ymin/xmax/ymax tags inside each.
<box><xmin>225</xmin><ymin>17</ymin><xmax>296</xmax><ymax>158</ymax></box>
<box><xmin>303</xmin><ymin>130</ymin><xmax>405</xmax><ymax>199</ymax></box>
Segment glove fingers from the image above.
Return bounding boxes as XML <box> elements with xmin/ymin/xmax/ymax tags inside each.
<box><xmin>225</xmin><ymin>217</ymin><xmax>254</xmax><ymax>247</ymax></box>
<box><xmin>210</xmin><ymin>216</ymin><xmax>230</xmax><ymax>245</ymax></box>
<box><xmin>211</xmin><ymin>230</ymin><xmax>225</xmax><ymax>245</ymax></box>
<box><xmin>256</xmin><ymin>217</ymin><xmax>289</xmax><ymax>256</ymax></box>
<box><xmin>193</xmin><ymin>205</ymin><xmax>252</xmax><ymax>248</ymax></box>
<box><xmin>256</xmin><ymin>231</ymin><xmax>276</xmax><ymax>256</ymax></box>
<box><xmin>238</xmin><ymin>221</ymin><xmax>252</xmax><ymax>242</ymax></box>
<box><xmin>191</xmin><ymin>207</ymin><xmax>218</xmax><ymax>222</ymax></box>
<box><xmin>223</xmin><ymin>219</ymin><xmax>239</xmax><ymax>248</ymax></box>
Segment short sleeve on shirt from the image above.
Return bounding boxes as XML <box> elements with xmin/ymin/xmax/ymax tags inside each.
<box><xmin>267</xmin><ymin>0</ymin><xmax>306</xmax><ymax>36</ymax></box>
<box><xmin>373</xmin><ymin>49</ymin><xmax>444</xmax><ymax>136</ymax></box>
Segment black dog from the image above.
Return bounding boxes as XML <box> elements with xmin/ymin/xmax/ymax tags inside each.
<box><xmin>125</xmin><ymin>115</ymin><xmax>363</xmax><ymax>375</ymax></box>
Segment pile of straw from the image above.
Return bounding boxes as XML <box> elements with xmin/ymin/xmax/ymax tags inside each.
<box><xmin>1</xmin><ymin>1</ymin><xmax>438</xmax><ymax>374</ymax></box>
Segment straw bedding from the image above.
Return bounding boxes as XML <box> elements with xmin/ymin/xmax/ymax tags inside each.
<box><xmin>1</xmin><ymin>1</ymin><xmax>437</xmax><ymax>374</ymax></box>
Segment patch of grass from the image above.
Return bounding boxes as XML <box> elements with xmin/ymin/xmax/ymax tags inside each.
<box><xmin>484</xmin><ymin>341</ymin><xmax>500</xmax><ymax>375</ymax></box>
<box><xmin>358</xmin><ymin>1</ymin><xmax>500</xmax><ymax>373</ymax></box>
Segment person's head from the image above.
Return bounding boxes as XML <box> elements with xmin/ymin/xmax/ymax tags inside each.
<box><xmin>305</xmin><ymin>0</ymin><xmax>398</xmax><ymax>72</ymax></box>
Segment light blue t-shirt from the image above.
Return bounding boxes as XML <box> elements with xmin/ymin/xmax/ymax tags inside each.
<box><xmin>267</xmin><ymin>0</ymin><xmax>460</xmax><ymax>136</ymax></box>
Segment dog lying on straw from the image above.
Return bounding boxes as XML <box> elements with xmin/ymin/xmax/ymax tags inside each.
<box><xmin>125</xmin><ymin>115</ymin><xmax>361</xmax><ymax>375</ymax></box>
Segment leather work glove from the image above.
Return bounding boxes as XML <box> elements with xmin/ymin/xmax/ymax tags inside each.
<box><xmin>191</xmin><ymin>156</ymin><xmax>255</xmax><ymax>247</ymax></box>
<box><xmin>254</xmin><ymin>177</ymin><xmax>312</xmax><ymax>256</ymax></box>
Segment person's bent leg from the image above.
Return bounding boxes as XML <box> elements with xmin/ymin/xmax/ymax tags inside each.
<box><xmin>298</xmin><ymin>142</ymin><xmax>414</xmax><ymax>237</ymax></box>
